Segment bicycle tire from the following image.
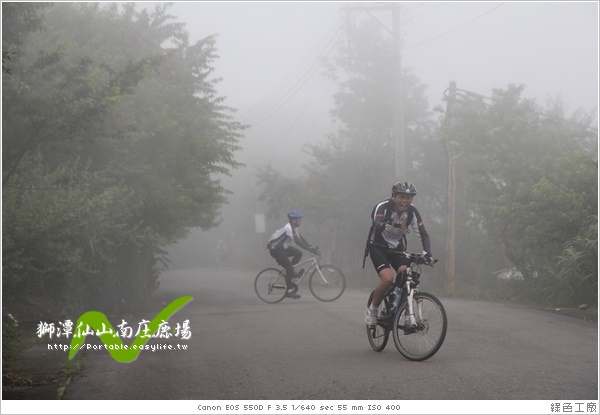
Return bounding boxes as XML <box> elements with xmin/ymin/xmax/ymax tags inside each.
<box><xmin>392</xmin><ymin>292</ymin><xmax>447</xmax><ymax>361</ymax></box>
<box><xmin>366</xmin><ymin>291</ymin><xmax>390</xmax><ymax>352</ymax></box>
<box><xmin>254</xmin><ymin>268</ymin><xmax>287</xmax><ymax>304</ymax></box>
<box><xmin>308</xmin><ymin>265</ymin><xmax>346</xmax><ymax>302</ymax></box>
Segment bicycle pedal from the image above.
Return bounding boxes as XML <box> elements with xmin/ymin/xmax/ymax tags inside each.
<box><xmin>403</xmin><ymin>325</ymin><xmax>417</xmax><ymax>335</ymax></box>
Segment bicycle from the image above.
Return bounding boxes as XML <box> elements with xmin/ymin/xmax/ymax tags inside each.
<box><xmin>255</xmin><ymin>253</ymin><xmax>346</xmax><ymax>303</ymax></box>
<box><xmin>366</xmin><ymin>251</ymin><xmax>447</xmax><ymax>361</ymax></box>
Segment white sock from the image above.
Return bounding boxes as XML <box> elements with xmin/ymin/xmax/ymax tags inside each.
<box><xmin>368</xmin><ymin>305</ymin><xmax>377</xmax><ymax>311</ymax></box>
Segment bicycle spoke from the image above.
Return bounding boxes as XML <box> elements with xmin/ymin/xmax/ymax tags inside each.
<box><xmin>309</xmin><ymin>265</ymin><xmax>346</xmax><ymax>302</ymax></box>
<box><xmin>254</xmin><ymin>268</ymin><xmax>288</xmax><ymax>304</ymax></box>
<box><xmin>392</xmin><ymin>292</ymin><xmax>447</xmax><ymax>361</ymax></box>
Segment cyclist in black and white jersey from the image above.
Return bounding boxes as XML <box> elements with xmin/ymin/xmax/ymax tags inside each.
<box><xmin>365</xmin><ymin>181</ymin><xmax>433</xmax><ymax>326</ymax></box>
<box><xmin>267</xmin><ymin>210</ymin><xmax>320</xmax><ymax>299</ymax></box>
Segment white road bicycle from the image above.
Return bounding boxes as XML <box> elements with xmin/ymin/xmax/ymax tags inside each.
<box><xmin>255</xmin><ymin>253</ymin><xmax>346</xmax><ymax>303</ymax></box>
<box><xmin>366</xmin><ymin>251</ymin><xmax>448</xmax><ymax>361</ymax></box>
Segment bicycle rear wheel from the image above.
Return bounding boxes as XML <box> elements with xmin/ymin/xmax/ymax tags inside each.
<box><xmin>254</xmin><ymin>268</ymin><xmax>287</xmax><ymax>304</ymax></box>
<box><xmin>366</xmin><ymin>291</ymin><xmax>390</xmax><ymax>352</ymax></box>
<box><xmin>309</xmin><ymin>265</ymin><xmax>346</xmax><ymax>302</ymax></box>
<box><xmin>392</xmin><ymin>292</ymin><xmax>447</xmax><ymax>361</ymax></box>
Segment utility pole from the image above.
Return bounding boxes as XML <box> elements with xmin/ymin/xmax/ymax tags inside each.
<box><xmin>444</xmin><ymin>81</ymin><xmax>461</xmax><ymax>293</ymax></box>
<box><xmin>392</xmin><ymin>2</ymin><xmax>405</xmax><ymax>181</ymax></box>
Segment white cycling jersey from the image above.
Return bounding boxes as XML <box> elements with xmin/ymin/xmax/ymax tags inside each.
<box><xmin>267</xmin><ymin>222</ymin><xmax>312</xmax><ymax>251</ymax></box>
<box><xmin>267</xmin><ymin>223</ymin><xmax>296</xmax><ymax>250</ymax></box>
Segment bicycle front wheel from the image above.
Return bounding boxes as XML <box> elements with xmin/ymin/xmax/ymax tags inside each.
<box><xmin>392</xmin><ymin>292</ymin><xmax>447</xmax><ymax>361</ymax></box>
<box><xmin>366</xmin><ymin>291</ymin><xmax>390</xmax><ymax>352</ymax></box>
<box><xmin>308</xmin><ymin>265</ymin><xmax>346</xmax><ymax>302</ymax></box>
<box><xmin>254</xmin><ymin>268</ymin><xmax>287</xmax><ymax>304</ymax></box>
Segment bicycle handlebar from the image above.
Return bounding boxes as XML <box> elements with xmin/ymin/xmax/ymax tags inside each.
<box><xmin>388</xmin><ymin>250</ymin><xmax>437</xmax><ymax>267</ymax></box>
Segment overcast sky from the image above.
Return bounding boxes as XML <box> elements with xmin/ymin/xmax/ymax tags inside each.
<box><xmin>167</xmin><ymin>2</ymin><xmax>598</xmax><ymax>118</ymax></box>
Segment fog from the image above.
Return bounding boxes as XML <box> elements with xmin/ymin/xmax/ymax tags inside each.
<box><xmin>163</xmin><ymin>1</ymin><xmax>598</xmax><ymax>271</ymax></box>
<box><xmin>172</xmin><ymin>2</ymin><xmax>598</xmax><ymax>114</ymax></box>
<box><xmin>3</xmin><ymin>3</ymin><xmax>597</xmax><ymax>405</ymax></box>
<box><xmin>3</xmin><ymin>2</ymin><xmax>597</xmax><ymax>405</ymax></box>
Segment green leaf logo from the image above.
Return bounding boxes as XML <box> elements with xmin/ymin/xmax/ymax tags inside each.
<box><xmin>68</xmin><ymin>296</ymin><xmax>193</xmax><ymax>363</ymax></box>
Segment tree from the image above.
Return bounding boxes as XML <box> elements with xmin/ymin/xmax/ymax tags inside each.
<box><xmin>540</xmin><ymin>215</ymin><xmax>598</xmax><ymax>307</ymax></box>
<box><xmin>257</xmin><ymin>16</ymin><xmax>440</xmax><ymax>286</ymax></box>
<box><xmin>447</xmin><ymin>84</ymin><xmax>598</xmax><ymax>284</ymax></box>
<box><xmin>2</xmin><ymin>3</ymin><xmax>244</xmax><ymax>311</ymax></box>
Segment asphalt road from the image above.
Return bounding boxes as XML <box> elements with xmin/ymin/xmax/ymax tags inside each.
<box><xmin>63</xmin><ymin>266</ymin><xmax>598</xmax><ymax>401</ymax></box>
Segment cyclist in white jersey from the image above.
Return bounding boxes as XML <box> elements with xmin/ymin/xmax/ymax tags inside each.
<box><xmin>267</xmin><ymin>210</ymin><xmax>319</xmax><ymax>299</ymax></box>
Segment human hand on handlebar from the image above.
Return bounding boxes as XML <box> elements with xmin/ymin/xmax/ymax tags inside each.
<box><xmin>422</xmin><ymin>251</ymin><xmax>436</xmax><ymax>266</ymax></box>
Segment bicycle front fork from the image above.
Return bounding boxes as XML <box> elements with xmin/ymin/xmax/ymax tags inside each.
<box><xmin>404</xmin><ymin>280</ymin><xmax>417</xmax><ymax>326</ymax></box>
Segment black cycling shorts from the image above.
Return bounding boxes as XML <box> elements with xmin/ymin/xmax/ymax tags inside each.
<box><xmin>369</xmin><ymin>245</ymin><xmax>408</xmax><ymax>274</ymax></box>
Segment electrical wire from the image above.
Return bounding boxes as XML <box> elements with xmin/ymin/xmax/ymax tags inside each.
<box><xmin>267</xmin><ymin>69</ymin><xmax>335</xmax><ymax>150</ymax></box>
<box><xmin>238</xmin><ymin>16</ymin><xmax>344</xmax><ymax>126</ymax></box>
<box><xmin>403</xmin><ymin>3</ymin><xmax>504</xmax><ymax>50</ymax></box>
<box><xmin>402</xmin><ymin>20</ymin><xmax>474</xmax><ymax>92</ymax></box>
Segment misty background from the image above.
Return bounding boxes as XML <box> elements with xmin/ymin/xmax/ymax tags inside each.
<box><xmin>2</xmin><ymin>2</ymin><xmax>598</xmax><ymax>321</ymax></box>
<box><xmin>163</xmin><ymin>2</ymin><xmax>599</xmax><ymax>282</ymax></box>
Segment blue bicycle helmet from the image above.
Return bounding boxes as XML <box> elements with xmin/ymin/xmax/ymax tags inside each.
<box><xmin>287</xmin><ymin>210</ymin><xmax>303</xmax><ymax>219</ymax></box>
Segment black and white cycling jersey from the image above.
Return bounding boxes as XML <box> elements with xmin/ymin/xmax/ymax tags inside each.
<box><xmin>371</xmin><ymin>200</ymin><xmax>431</xmax><ymax>253</ymax></box>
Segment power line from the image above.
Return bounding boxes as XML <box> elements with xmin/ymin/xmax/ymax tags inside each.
<box><xmin>447</xmin><ymin>87</ymin><xmax>598</xmax><ymax>133</ymax></box>
<box><xmin>402</xmin><ymin>21</ymin><xmax>474</xmax><ymax>92</ymax></box>
<box><xmin>403</xmin><ymin>3</ymin><xmax>504</xmax><ymax>50</ymax></box>
<box><xmin>243</xmin><ymin>31</ymin><xmax>340</xmax><ymax>126</ymax></box>
<box><xmin>238</xmin><ymin>16</ymin><xmax>344</xmax><ymax>126</ymax></box>
<box><xmin>237</xmin><ymin>19</ymin><xmax>340</xmax><ymax>123</ymax></box>
<box><xmin>268</xmin><ymin>70</ymin><xmax>334</xmax><ymax>151</ymax></box>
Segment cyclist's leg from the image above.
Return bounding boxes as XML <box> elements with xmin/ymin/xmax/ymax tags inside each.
<box><xmin>286</xmin><ymin>246</ymin><xmax>303</xmax><ymax>267</ymax></box>
<box><xmin>389</xmin><ymin>254</ymin><xmax>409</xmax><ymax>317</ymax></box>
<box><xmin>369</xmin><ymin>245</ymin><xmax>394</xmax><ymax>307</ymax></box>
<box><xmin>284</xmin><ymin>246</ymin><xmax>303</xmax><ymax>291</ymax></box>
<box><xmin>269</xmin><ymin>247</ymin><xmax>296</xmax><ymax>289</ymax></box>
<box><xmin>390</xmin><ymin>255</ymin><xmax>409</xmax><ymax>284</ymax></box>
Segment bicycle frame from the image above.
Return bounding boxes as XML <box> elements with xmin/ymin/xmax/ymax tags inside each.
<box><xmin>387</xmin><ymin>252</ymin><xmax>432</xmax><ymax>325</ymax></box>
<box><xmin>270</xmin><ymin>254</ymin><xmax>321</xmax><ymax>287</ymax></box>
<box><xmin>400</xmin><ymin>266</ymin><xmax>418</xmax><ymax>326</ymax></box>
<box><xmin>294</xmin><ymin>254</ymin><xmax>320</xmax><ymax>282</ymax></box>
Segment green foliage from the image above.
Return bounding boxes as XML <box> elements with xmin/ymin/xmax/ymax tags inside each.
<box><xmin>2</xmin><ymin>3</ymin><xmax>243</xmax><ymax>313</ymax></box>
<box><xmin>2</xmin><ymin>50</ymin><xmax>14</xmax><ymax>74</ymax></box>
<box><xmin>257</xmin><ymin>165</ymin><xmax>307</xmax><ymax>220</ymax></box>
<box><xmin>449</xmin><ymin>85</ymin><xmax>598</xmax><ymax>282</ymax></box>
<box><xmin>1</xmin><ymin>3</ymin><xmax>47</xmax><ymax>50</ymax></box>
<box><xmin>2</xmin><ymin>314</ymin><xmax>22</xmax><ymax>368</ymax></box>
<box><xmin>539</xmin><ymin>216</ymin><xmax>598</xmax><ymax>307</ymax></box>
<box><xmin>2</xmin><ymin>154</ymin><xmax>150</xmax><ymax>311</ymax></box>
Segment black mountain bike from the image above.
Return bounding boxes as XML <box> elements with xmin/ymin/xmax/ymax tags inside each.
<box><xmin>366</xmin><ymin>252</ymin><xmax>447</xmax><ymax>361</ymax></box>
